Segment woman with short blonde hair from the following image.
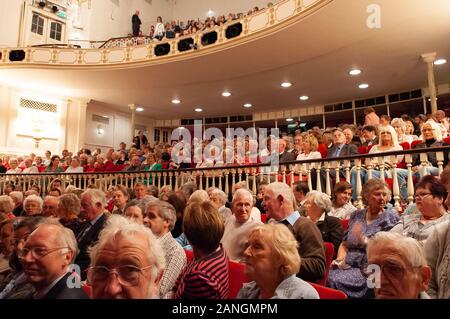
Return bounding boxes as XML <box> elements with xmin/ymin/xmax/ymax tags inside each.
<box><xmin>238</xmin><ymin>224</ymin><xmax>318</xmax><ymax>299</ymax></box>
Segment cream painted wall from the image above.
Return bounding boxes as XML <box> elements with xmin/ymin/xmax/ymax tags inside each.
<box><xmin>85</xmin><ymin>102</ymin><xmax>155</xmax><ymax>154</ymax></box>
<box><xmin>0</xmin><ymin>0</ymin><xmax>24</xmax><ymax>47</ymax></box>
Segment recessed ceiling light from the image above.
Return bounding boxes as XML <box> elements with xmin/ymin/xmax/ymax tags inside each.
<box><xmin>434</xmin><ymin>59</ymin><xmax>447</xmax><ymax>65</ymax></box>
<box><xmin>349</xmin><ymin>69</ymin><xmax>362</xmax><ymax>75</ymax></box>
<box><xmin>428</xmin><ymin>97</ymin><xmax>438</xmax><ymax>102</ymax></box>
<box><xmin>136</xmin><ymin>107</ymin><xmax>144</xmax><ymax>112</ymax></box>
<box><xmin>281</xmin><ymin>82</ymin><xmax>292</xmax><ymax>88</ymax></box>
<box><xmin>178</xmin><ymin>126</ymin><xmax>185</xmax><ymax>130</ymax></box>
<box><xmin>102</xmin><ymin>115</ymin><xmax>109</xmax><ymax>118</ymax></box>
<box><xmin>194</xmin><ymin>108</ymin><xmax>203</xmax><ymax>112</ymax></box>
<box><xmin>286</xmin><ymin>118</ymin><xmax>294</xmax><ymax>122</ymax></box>
<box><xmin>243</xmin><ymin>103</ymin><xmax>252</xmax><ymax>108</ymax></box>
<box><xmin>299</xmin><ymin>95</ymin><xmax>309</xmax><ymax>101</ymax></box>
<box><xmin>222</xmin><ymin>91</ymin><xmax>231</xmax><ymax>97</ymax></box>
<box><xmin>358</xmin><ymin>83</ymin><xmax>369</xmax><ymax>89</ymax></box>
<box><xmin>172</xmin><ymin>99</ymin><xmax>181</xmax><ymax>104</ymax></box>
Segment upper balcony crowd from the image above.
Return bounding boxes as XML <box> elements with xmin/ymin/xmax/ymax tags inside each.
<box><xmin>127</xmin><ymin>2</ymin><xmax>275</xmax><ymax>45</ymax></box>
<box><xmin>0</xmin><ymin>107</ymin><xmax>450</xmax><ymax>300</ymax></box>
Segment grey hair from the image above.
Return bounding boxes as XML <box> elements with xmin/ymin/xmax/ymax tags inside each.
<box><xmin>211</xmin><ymin>188</ymin><xmax>228</xmax><ymax>205</ymax></box>
<box><xmin>0</xmin><ymin>195</ymin><xmax>14</xmax><ymax>212</ymax></box>
<box><xmin>232</xmin><ymin>188</ymin><xmax>254</xmax><ymax>205</ymax></box>
<box><xmin>367</xmin><ymin>232</ymin><xmax>427</xmax><ymax>267</ymax></box>
<box><xmin>305</xmin><ymin>191</ymin><xmax>332</xmax><ymax>213</ymax></box>
<box><xmin>188</xmin><ymin>190</ymin><xmax>209</xmax><ymax>204</ymax></box>
<box><xmin>145</xmin><ymin>200</ymin><xmax>176</xmax><ymax>231</ymax></box>
<box><xmin>9</xmin><ymin>191</ymin><xmax>23</xmax><ymax>203</ymax></box>
<box><xmin>361</xmin><ymin>179</ymin><xmax>391</xmax><ymax>205</ymax></box>
<box><xmin>89</xmin><ymin>215</ymin><xmax>165</xmax><ymax>283</ymax></box>
<box><xmin>391</xmin><ymin>118</ymin><xmax>406</xmax><ymax>133</ymax></box>
<box><xmin>35</xmin><ymin>218</ymin><xmax>79</xmax><ymax>262</ymax></box>
<box><xmin>265</xmin><ymin>182</ymin><xmax>295</xmax><ymax>205</ymax></box>
<box><xmin>81</xmin><ymin>188</ymin><xmax>106</xmax><ymax>207</ymax></box>
<box><xmin>23</xmin><ymin>194</ymin><xmax>43</xmax><ymax>211</ymax></box>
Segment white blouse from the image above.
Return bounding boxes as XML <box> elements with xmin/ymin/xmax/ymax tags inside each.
<box><xmin>295</xmin><ymin>151</ymin><xmax>322</xmax><ymax>174</ymax></box>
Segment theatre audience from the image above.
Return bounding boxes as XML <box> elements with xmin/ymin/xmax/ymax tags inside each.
<box><xmin>329</xmin><ymin>182</ymin><xmax>356</xmax><ymax>220</ymax></box>
<box><xmin>23</xmin><ymin>195</ymin><xmax>43</xmax><ymax>216</ymax></box>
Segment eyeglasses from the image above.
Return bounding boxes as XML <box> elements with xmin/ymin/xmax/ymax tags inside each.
<box><xmin>87</xmin><ymin>265</ymin><xmax>152</xmax><ymax>287</ymax></box>
<box><xmin>18</xmin><ymin>246</ymin><xmax>69</xmax><ymax>260</ymax></box>
<box><xmin>361</xmin><ymin>262</ymin><xmax>420</xmax><ymax>279</ymax></box>
<box><xmin>414</xmin><ymin>192</ymin><xmax>432</xmax><ymax>199</ymax></box>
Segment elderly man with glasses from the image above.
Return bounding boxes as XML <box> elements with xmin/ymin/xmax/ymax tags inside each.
<box><xmin>364</xmin><ymin>232</ymin><xmax>432</xmax><ymax>299</ymax></box>
<box><xmin>19</xmin><ymin>219</ymin><xmax>88</xmax><ymax>299</ymax></box>
<box><xmin>88</xmin><ymin>215</ymin><xmax>165</xmax><ymax>299</ymax></box>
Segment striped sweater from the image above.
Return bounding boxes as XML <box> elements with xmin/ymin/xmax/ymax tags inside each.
<box><xmin>173</xmin><ymin>246</ymin><xmax>229</xmax><ymax>299</ymax></box>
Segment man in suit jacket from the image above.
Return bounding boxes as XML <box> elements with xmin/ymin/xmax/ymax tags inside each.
<box><xmin>321</xmin><ymin>128</ymin><xmax>358</xmax><ymax>191</ymax></box>
<box><xmin>278</xmin><ymin>138</ymin><xmax>296</xmax><ymax>163</ymax></box>
<box><xmin>76</xmin><ymin>189</ymin><xmax>108</xmax><ymax>278</ymax></box>
<box><xmin>20</xmin><ymin>221</ymin><xmax>88</xmax><ymax>299</ymax></box>
<box><xmin>263</xmin><ymin>182</ymin><xmax>326</xmax><ymax>282</ymax></box>
<box><xmin>361</xmin><ymin>125</ymin><xmax>379</xmax><ymax>147</ymax></box>
<box><xmin>132</xmin><ymin>10</ymin><xmax>142</xmax><ymax>36</ymax></box>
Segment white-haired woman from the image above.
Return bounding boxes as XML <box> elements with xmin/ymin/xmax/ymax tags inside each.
<box><xmin>23</xmin><ymin>195</ymin><xmax>43</xmax><ymax>216</ymax></box>
<box><xmin>391</xmin><ymin>118</ymin><xmax>414</xmax><ymax>145</ymax></box>
<box><xmin>238</xmin><ymin>224</ymin><xmax>319</xmax><ymax>299</ymax></box>
<box><xmin>412</xmin><ymin>120</ymin><xmax>448</xmax><ymax>178</ymax></box>
<box><xmin>0</xmin><ymin>196</ymin><xmax>15</xmax><ymax>219</ymax></box>
<box><xmin>328</xmin><ymin>180</ymin><xmax>400</xmax><ymax>299</ymax></box>
<box><xmin>304</xmin><ymin>191</ymin><xmax>343</xmax><ymax>253</ymax></box>
<box><xmin>209</xmin><ymin>188</ymin><xmax>232</xmax><ymax>221</ymax></box>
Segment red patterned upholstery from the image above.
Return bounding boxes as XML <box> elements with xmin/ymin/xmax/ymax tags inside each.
<box><xmin>309</xmin><ymin>282</ymin><xmax>348</xmax><ymax>299</ymax></box>
<box><xmin>228</xmin><ymin>260</ymin><xmax>252</xmax><ymax>299</ymax></box>
<box><xmin>316</xmin><ymin>242</ymin><xmax>334</xmax><ymax>286</ymax></box>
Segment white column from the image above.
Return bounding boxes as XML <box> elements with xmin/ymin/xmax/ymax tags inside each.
<box><xmin>78</xmin><ymin>99</ymin><xmax>89</xmax><ymax>150</ymax></box>
<box><xmin>421</xmin><ymin>52</ymin><xmax>438</xmax><ymax>114</ymax></box>
<box><xmin>129</xmin><ymin>104</ymin><xmax>136</xmax><ymax>143</ymax></box>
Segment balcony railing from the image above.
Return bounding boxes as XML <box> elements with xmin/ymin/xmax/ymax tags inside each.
<box><xmin>0</xmin><ymin>0</ymin><xmax>330</xmax><ymax>67</ymax></box>
<box><xmin>2</xmin><ymin>146</ymin><xmax>449</xmax><ymax>211</ymax></box>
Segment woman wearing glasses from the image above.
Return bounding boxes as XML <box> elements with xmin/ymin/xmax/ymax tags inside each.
<box><xmin>327</xmin><ymin>179</ymin><xmax>400</xmax><ymax>299</ymax></box>
<box><xmin>391</xmin><ymin>175</ymin><xmax>450</xmax><ymax>243</ymax></box>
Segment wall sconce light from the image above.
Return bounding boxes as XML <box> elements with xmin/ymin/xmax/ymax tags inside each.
<box><xmin>31</xmin><ymin>120</ymin><xmax>44</xmax><ymax>148</ymax></box>
<box><xmin>97</xmin><ymin>124</ymin><xmax>104</xmax><ymax>135</ymax></box>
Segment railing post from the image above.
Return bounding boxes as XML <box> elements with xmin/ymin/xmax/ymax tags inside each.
<box><xmin>355</xmin><ymin>159</ymin><xmax>363</xmax><ymax>208</ymax></box>
<box><xmin>307</xmin><ymin>163</ymin><xmax>312</xmax><ymax>191</ymax></box>
<box><xmin>325</xmin><ymin>161</ymin><xmax>331</xmax><ymax>196</ymax></box>
<box><xmin>437</xmin><ymin>151</ymin><xmax>444</xmax><ymax>175</ymax></box>
<box><xmin>420</xmin><ymin>153</ymin><xmax>428</xmax><ymax>178</ymax></box>
<box><xmin>406</xmin><ymin>154</ymin><xmax>414</xmax><ymax>204</ymax></box>
<box><xmin>391</xmin><ymin>156</ymin><xmax>401</xmax><ymax>211</ymax></box>
<box><xmin>315</xmin><ymin>162</ymin><xmax>322</xmax><ymax>192</ymax></box>
<box><xmin>344</xmin><ymin>160</ymin><xmax>351</xmax><ymax>182</ymax></box>
<box><xmin>335</xmin><ymin>161</ymin><xmax>341</xmax><ymax>185</ymax></box>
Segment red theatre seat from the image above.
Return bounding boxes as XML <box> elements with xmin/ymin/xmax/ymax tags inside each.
<box><xmin>340</xmin><ymin>219</ymin><xmax>349</xmax><ymax>233</ymax></box>
<box><xmin>260</xmin><ymin>214</ymin><xmax>267</xmax><ymax>223</ymax></box>
<box><xmin>444</xmin><ymin>136</ymin><xmax>450</xmax><ymax>145</ymax></box>
<box><xmin>228</xmin><ymin>260</ymin><xmax>251</xmax><ymax>299</ymax></box>
<box><xmin>309</xmin><ymin>282</ymin><xmax>348</xmax><ymax>299</ymax></box>
<box><xmin>411</xmin><ymin>140</ymin><xmax>422</xmax><ymax>148</ymax></box>
<box><xmin>318</xmin><ymin>143</ymin><xmax>328</xmax><ymax>158</ymax></box>
<box><xmin>316</xmin><ymin>242</ymin><xmax>334</xmax><ymax>286</ymax></box>
<box><xmin>184</xmin><ymin>249</ymin><xmax>194</xmax><ymax>263</ymax></box>
<box><xmin>82</xmin><ymin>284</ymin><xmax>92</xmax><ymax>298</ymax></box>
<box><xmin>357</xmin><ymin>146</ymin><xmax>368</xmax><ymax>154</ymax></box>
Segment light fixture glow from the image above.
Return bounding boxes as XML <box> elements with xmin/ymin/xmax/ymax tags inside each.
<box><xmin>358</xmin><ymin>83</ymin><xmax>369</xmax><ymax>89</ymax></box>
<box><xmin>286</xmin><ymin>118</ymin><xmax>294</xmax><ymax>122</ymax></box>
<box><xmin>222</xmin><ymin>91</ymin><xmax>231</xmax><ymax>97</ymax></box>
<box><xmin>281</xmin><ymin>82</ymin><xmax>292</xmax><ymax>88</ymax></box>
<box><xmin>136</xmin><ymin>107</ymin><xmax>144</xmax><ymax>112</ymax></box>
<box><xmin>349</xmin><ymin>69</ymin><xmax>362</xmax><ymax>75</ymax></box>
<box><xmin>299</xmin><ymin>96</ymin><xmax>309</xmax><ymax>101</ymax></box>
<box><xmin>243</xmin><ymin>103</ymin><xmax>252</xmax><ymax>108</ymax></box>
<box><xmin>172</xmin><ymin>99</ymin><xmax>181</xmax><ymax>104</ymax></box>
<box><xmin>178</xmin><ymin>126</ymin><xmax>185</xmax><ymax>130</ymax></box>
<box><xmin>434</xmin><ymin>59</ymin><xmax>447</xmax><ymax>65</ymax></box>
<box><xmin>194</xmin><ymin>108</ymin><xmax>203</xmax><ymax>112</ymax></box>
